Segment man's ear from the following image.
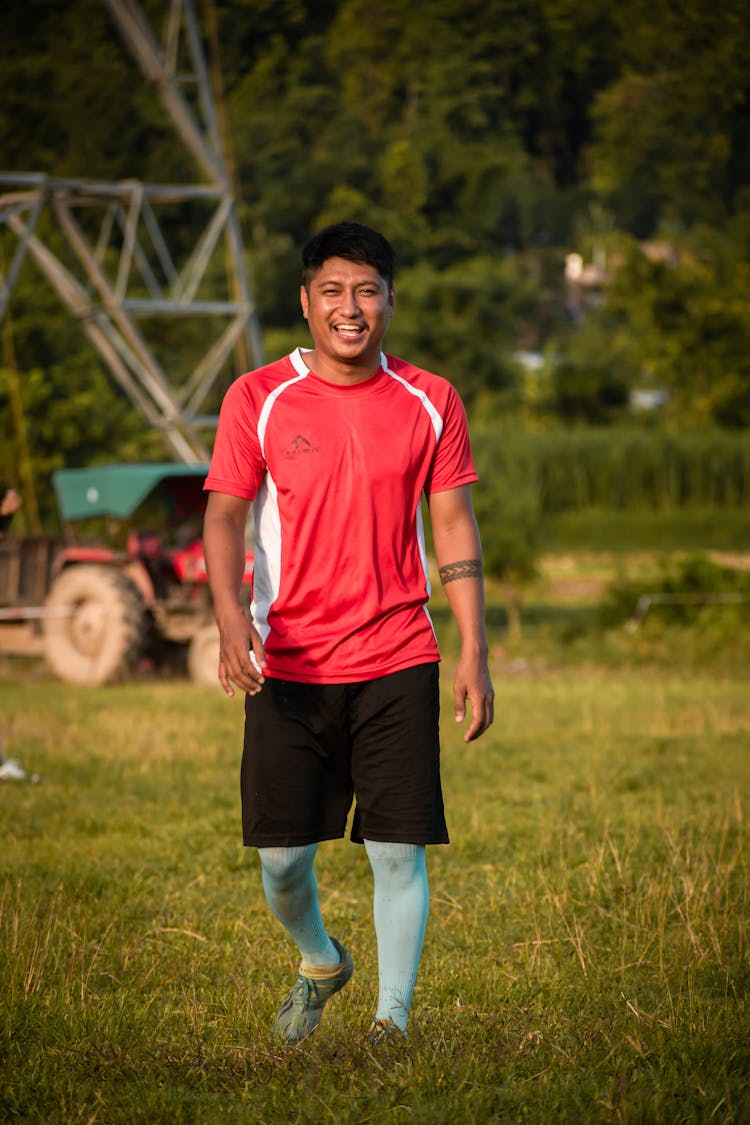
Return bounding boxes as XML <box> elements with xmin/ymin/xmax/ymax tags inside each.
<box><xmin>388</xmin><ymin>288</ymin><xmax>395</xmax><ymax>317</ymax></box>
<box><xmin>300</xmin><ymin>285</ymin><xmax>309</xmax><ymax>319</ymax></box>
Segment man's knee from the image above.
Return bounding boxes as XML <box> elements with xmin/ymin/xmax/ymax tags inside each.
<box><xmin>365</xmin><ymin>840</ymin><xmax>426</xmax><ymax>887</ymax></box>
<box><xmin>258</xmin><ymin>844</ymin><xmax>316</xmax><ymax>890</ymax></box>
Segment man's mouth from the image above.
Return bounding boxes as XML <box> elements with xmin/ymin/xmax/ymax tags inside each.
<box><xmin>334</xmin><ymin>323</ymin><xmax>365</xmax><ymax>339</ymax></box>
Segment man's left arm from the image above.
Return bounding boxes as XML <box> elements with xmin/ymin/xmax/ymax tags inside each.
<box><xmin>428</xmin><ymin>484</ymin><xmax>494</xmax><ymax>742</ymax></box>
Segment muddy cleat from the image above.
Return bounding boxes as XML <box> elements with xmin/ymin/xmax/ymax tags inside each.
<box><xmin>368</xmin><ymin>1017</ymin><xmax>407</xmax><ymax>1045</ymax></box>
<box><xmin>274</xmin><ymin>938</ymin><xmax>354</xmax><ymax>1044</ymax></box>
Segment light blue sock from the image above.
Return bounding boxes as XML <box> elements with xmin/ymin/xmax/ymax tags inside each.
<box><xmin>364</xmin><ymin>839</ymin><xmax>429</xmax><ymax>1034</ymax></box>
<box><xmin>257</xmin><ymin>844</ymin><xmax>340</xmax><ymax>968</ymax></box>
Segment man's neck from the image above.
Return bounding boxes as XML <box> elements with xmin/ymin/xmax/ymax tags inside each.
<box><xmin>301</xmin><ymin>349</ymin><xmax>382</xmax><ymax>386</ymax></box>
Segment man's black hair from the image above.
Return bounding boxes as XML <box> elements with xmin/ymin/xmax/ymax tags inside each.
<box><xmin>302</xmin><ymin>222</ymin><xmax>395</xmax><ymax>289</ymax></box>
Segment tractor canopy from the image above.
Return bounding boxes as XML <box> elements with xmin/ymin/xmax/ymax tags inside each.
<box><xmin>52</xmin><ymin>464</ymin><xmax>210</xmax><ymax>522</ymax></box>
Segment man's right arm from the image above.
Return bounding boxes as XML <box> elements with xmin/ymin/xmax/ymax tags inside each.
<box><xmin>203</xmin><ymin>490</ymin><xmax>265</xmax><ymax>697</ymax></box>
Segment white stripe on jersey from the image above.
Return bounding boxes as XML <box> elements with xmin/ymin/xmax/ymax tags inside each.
<box><xmin>256</xmin><ymin>366</ymin><xmax>309</xmax><ymax>459</ymax></box>
<box><xmin>290</xmin><ymin>347</ymin><xmax>444</xmax><ymax>444</ymax></box>
<box><xmin>381</xmin><ymin>353</ymin><xmax>444</xmax><ymax>442</ymax></box>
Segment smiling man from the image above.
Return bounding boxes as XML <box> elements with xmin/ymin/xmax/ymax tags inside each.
<box><xmin>203</xmin><ymin>221</ymin><xmax>494</xmax><ymax>1046</ymax></box>
<box><xmin>300</xmin><ymin>250</ymin><xmax>394</xmax><ymax>380</ymax></box>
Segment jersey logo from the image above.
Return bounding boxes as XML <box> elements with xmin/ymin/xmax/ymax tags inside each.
<box><xmin>284</xmin><ymin>433</ymin><xmax>320</xmax><ymax>457</ymax></box>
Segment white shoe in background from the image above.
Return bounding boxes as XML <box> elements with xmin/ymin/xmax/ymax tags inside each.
<box><xmin>0</xmin><ymin>758</ymin><xmax>41</xmax><ymax>783</ymax></box>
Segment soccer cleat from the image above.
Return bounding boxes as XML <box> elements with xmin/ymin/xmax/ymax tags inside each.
<box><xmin>368</xmin><ymin>1017</ymin><xmax>407</xmax><ymax>1045</ymax></box>
<box><xmin>274</xmin><ymin>938</ymin><xmax>354</xmax><ymax>1043</ymax></box>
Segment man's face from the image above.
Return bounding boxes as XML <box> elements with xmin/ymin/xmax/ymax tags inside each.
<box><xmin>300</xmin><ymin>256</ymin><xmax>394</xmax><ymax>381</ymax></box>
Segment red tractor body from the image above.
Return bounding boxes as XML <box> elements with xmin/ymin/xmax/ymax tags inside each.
<box><xmin>0</xmin><ymin>464</ymin><xmax>252</xmax><ymax>685</ymax></box>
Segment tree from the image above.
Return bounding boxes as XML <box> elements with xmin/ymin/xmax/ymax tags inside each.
<box><xmin>602</xmin><ymin>234</ymin><xmax>750</xmax><ymax>428</ymax></box>
<box><xmin>549</xmin><ymin>325</ymin><xmax>632</xmax><ymax>426</ymax></box>
<box><xmin>591</xmin><ymin>0</ymin><xmax>750</xmax><ymax>232</ymax></box>
<box><xmin>0</xmin><ymin>268</ymin><xmax>167</xmax><ymax>525</ymax></box>
<box><xmin>3</xmin><ymin>0</ymin><xmax>750</xmax><ymax>511</ymax></box>
<box><xmin>471</xmin><ymin>436</ymin><xmax>544</xmax><ymax>640</ymax></box>
<box><xmin>386</xmin><ymin>254</ymin><xmax>539</xmax><ymax>407</ymax></box>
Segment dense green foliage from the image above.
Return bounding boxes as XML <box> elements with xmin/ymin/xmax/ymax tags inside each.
<box><xmin>600</xmin><ymin>554</ymin><xmax>750</xmax><ymax>630</ymax></box>
<box><xmin>471</xmin><ymin>426</ymin><xmax>750</xmax><ymax>584</ymax></box>
<box><xmin>474</xmin><ymin>427</ymin><xmax>750</xmax><ymax>514</ymax></box>
<box><xmin>1</xmin><ymin>0</ymin><xmax>749</xmax><ymax>518</ymax></box>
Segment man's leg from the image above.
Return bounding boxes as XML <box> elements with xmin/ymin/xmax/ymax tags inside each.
<box><xmin>258</xmin><ymin>844</ymin><xmax>354</xmax><ymax>1042</ymax></box>
<box><xmin>257</xmin><ymin>844</ymin><xmax>340</xmax><ymax>967</ymax></box>
<box><xmin>364</xmin><ymin>839</ymin><xmax>429</xmax><ymax>1036</ymax></box>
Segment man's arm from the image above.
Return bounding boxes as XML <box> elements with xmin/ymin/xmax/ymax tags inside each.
<box><xmin>203</xmin><ymin>490</ymin><xmax>265</xmax><ymax>697</ymax></box>
<box><xmin>428</xmin><ymin>484</ymin><xmax>494</xmax><ymax>742</ymax></box>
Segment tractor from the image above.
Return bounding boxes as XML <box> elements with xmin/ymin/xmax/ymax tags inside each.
<box><xmin>0</xmin><ymin>464</ymin><xmax>253</xmax><ymax>686</ymax></box>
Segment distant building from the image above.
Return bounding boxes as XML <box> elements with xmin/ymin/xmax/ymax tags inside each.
<box><xmin>629</xmin><ymin>387</ymin><xmax>669</xmax><ymax>412</ymax></box>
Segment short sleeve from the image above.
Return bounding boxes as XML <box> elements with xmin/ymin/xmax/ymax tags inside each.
<box><xmin>204</xmin><ymin>376</ymin><xmax>266</xmax><ymax>500</ymax></box>
<box><xmin>424</xmin><ymin>384</ymin><xmax>478</xmax><ymax>494</ymax></box>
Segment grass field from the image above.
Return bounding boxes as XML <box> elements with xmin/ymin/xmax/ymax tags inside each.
<box><xmin>1</xmin><ymin>552</ymin><xmax>749</xmax><ymax>1123</ymax></box>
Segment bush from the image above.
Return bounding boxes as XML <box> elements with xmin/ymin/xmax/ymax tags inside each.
<box><xmin>472</xmin><ymin>441</ymin><xmax>544</xmax><ymax>585</ymax></box>
<box><xmin>599</xmin><ymin>554</ymin><xmax>750</xmax><ymax>630</ymax></box>
<box><xmin>471</xmin><ymin>426</ymin><xmax>750</xmax><ymax>514</ymax></box>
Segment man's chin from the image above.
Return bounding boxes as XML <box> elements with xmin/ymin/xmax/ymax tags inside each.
<box><xmin>332</xmin><ymin>332</ymin><xmax>368</xmax><ymax>351</ymax></box>
<box><xmin>330</xmin><ymin>339</ymin><xmax>376</xmax><ymax>362</ymax></box>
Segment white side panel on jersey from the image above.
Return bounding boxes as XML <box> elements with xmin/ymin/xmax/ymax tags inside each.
<box><xmin>415</xmin><ymin>501</ymin><xmax>431</xmax><ymax>597</ymax></box>
<box><xmin>250</xmin><ymin>474</ymin><xmax>282</xmax><ymax>644</ymax></box>
<box><xmin>252</xmin><ymin>363</ymin><xmax>309</xmax><ymax>637</ymax></box>
<box><xmin>415</xmin><ymin>501</ymin><xmax>438</xmax><ymax>639</ymax></box>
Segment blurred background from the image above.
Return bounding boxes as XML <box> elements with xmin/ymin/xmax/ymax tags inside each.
<box><xmin>1</xmin><ymin>0</ymin><xmax>749</xmax><ymax>626</ymax></box>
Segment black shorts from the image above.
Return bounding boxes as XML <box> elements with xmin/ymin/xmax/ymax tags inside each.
<box><xmin>241</xmin><ymin>662</ymin><xmax>449</xmax><ymax>847</ymax></box>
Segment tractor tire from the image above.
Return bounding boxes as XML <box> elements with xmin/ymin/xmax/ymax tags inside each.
<box><xmin>42</xmin><ymin>565</ymin><xmax>147</xmax><ymax>686</ymax></box>
<box><xmin>187</xmin><ymin>622</ymin><xmax>221</xmax><ymax>687</ymax></box>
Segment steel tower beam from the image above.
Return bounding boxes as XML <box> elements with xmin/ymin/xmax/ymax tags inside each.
<box><xmin>102</xmin><ymin>0</ymin><xmax>225</xmax><ymax>188</ymax></box>
<box><xmin>0</xmin><ymin>0</ymin><xmax>263</xmax><ymax>465</ymax></box>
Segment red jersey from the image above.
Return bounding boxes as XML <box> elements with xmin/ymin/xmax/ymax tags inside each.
<box><xmin>205</xmin><ymin>348</ymin><xmax>477</xmax><ymax>683</ymax></box>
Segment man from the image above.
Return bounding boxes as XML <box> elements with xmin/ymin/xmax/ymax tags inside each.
<box><xmin>0</xmin><ymin>486</ymin><xmax>39</xmax><ymax>782</ymax></box>
<box><xmin>203</xmin><ymin>222</ymin><xmax>494</xmax><ymax>1045</ymax></box>
<box><xmin>0</xmin><ymin>488</ymin><xmax>22</xmax><ymax>538</ymax></box>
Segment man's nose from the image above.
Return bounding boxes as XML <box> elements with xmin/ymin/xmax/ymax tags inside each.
<box><xmin>338</xmin><ymin>289</ymin><xmax>360</xmax><ymax>316</ymax></box>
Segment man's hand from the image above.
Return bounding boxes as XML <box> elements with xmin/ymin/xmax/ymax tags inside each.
<box><xmin>203</xmin><ymin>490</ymin><xmax>263</xmax><ymax>698</ymax></box>
<box><xmin>217</xmin><ymin>611</ymin><xmax>266</xmax><ymax>698</ymax></box>
<box><xmin>453</xmin><ymin>652</ymin><xmax>495</xmax><ymax>742</ymax></box>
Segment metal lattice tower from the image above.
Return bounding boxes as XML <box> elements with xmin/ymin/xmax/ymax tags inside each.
<box><xmin>0</xmin><ymin>0</ymin><xmax>263</xmax><ymax>464</ymax></box>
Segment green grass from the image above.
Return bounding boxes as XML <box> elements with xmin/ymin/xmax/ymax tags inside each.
<box><xmin>1</xmin><ymin>649</ymin><xmax>749</xmax><ymax>1123</ymax></box>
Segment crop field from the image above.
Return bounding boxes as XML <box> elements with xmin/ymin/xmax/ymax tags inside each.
<box><xmin>1</xmin><ymin>550</ymin><xmax>749</xmax><ymax>1123</ymax></box>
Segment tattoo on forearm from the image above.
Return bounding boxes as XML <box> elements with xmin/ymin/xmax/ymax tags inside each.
<box><xmin>439</xmin><ymin>558</ymin><xmax>482</xmax><ymax>585</ymax></box>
